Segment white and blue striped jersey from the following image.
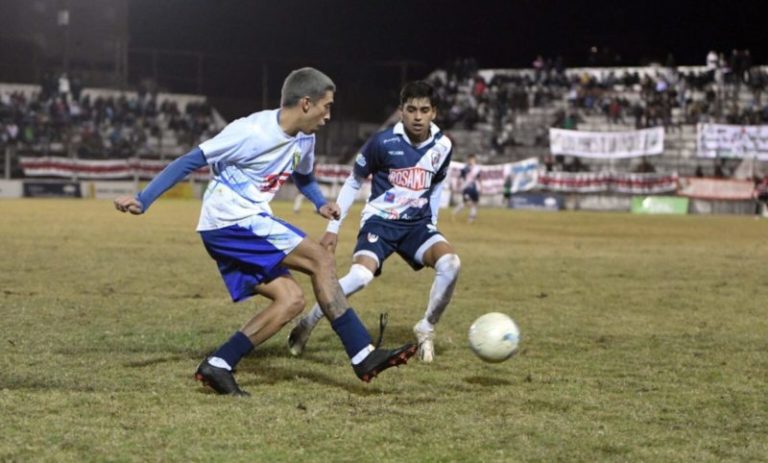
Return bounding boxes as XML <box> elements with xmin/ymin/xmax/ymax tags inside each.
<box><xmin>196</xmin><ymin>109</ymin><xmax>316</xmax><ymax>231</ymax></box>
<box><xmin>327</xmin><ymin>121</ymin><xmax>452</xmax><ymax>233</ymax></box>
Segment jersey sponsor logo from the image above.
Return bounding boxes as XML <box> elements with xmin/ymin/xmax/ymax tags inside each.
<box><xmin>259</xmin><ymin>173</ymin><xmax>291</xmax><ymax>192</ymax></box>
<box><xmin>388</xmin><ymin>150</ymin><xmax>404</xmax><ymax>156</ymax></box>
<box><xmin>367</xmin><ymin>233</ymin><xmax>379</xmax><ymax>243</ymax></box>
<box><xmin>388</xmin><ymin>167</ymin><xmax>433</xmax><ymax>191</ymax></box>
<box><xmin>355</xmin><ymin>153</ymin><xmax>366</xmax><ymax>167</ymax></box>
<box><xmin>382</xmin><ymin>137</ymin><xmax>400</xmax><ymax>144</ymax></box>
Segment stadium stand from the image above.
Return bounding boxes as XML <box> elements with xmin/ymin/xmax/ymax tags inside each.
<box><xmin>0</xmin><ymin>81</ymin><xmax>225</xmax><ymax>178</ymax></box>
<box><xmin>428</xmin><ymin>59</ymin><xmax>768</xmax><ymax>177</ymax></box>
<box><xmin>3</xmin><ymin>55</ymin><xmax>767</xmax><ymax>215</ymax></box>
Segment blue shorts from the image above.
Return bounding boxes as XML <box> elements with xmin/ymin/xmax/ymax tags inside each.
<box><xmin>199</xmin><ymin>214</ymin><xmax>306</xmax><ymax>302</ymax></box>
<box><xmin>353</xmin><ymin>218</ymin><xmax>446</xmax><ymax>275</ymax></box>
<box><xmin>462</xmin><ymin>186</ymin><xmax>479</xmax><ymax>203</ymax></box>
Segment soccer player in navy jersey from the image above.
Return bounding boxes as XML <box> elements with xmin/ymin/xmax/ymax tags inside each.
<box><xmin>288</xmin><ymin>81</ymin><xmax>461</xmax><ymax>363</ymax></box>
<box><xmin>114</xmin><ymin>68</ymin><xmax>416</xmax><ymax>396</ymax></box>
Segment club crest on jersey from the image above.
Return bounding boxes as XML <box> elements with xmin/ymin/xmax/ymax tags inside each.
<box><xmin>367</xmin><ymin>233</ymin><xmax>379</xmax><ymax>243</ymax></box>
<box><xmin>384</xmin><ymin>192</ymin><xmax>396</xmax><ymax>203</ymax></box>
<box><xmin>431</xmin><ymin>151</ymin><xmax>441</xmax><ymax>170</ymax></box>
<box><xmin>388</xmin><ymin>167</ymin><xmax>432</xmax><ymax>191</ymax></box>
<box><xmin>355</xmin><ymin>153</ymin><xmax>366</xmax><ymax>167</ymax></box>
<box><xmin>292</xmin><ymin>150</ymin><xmax>301</xmax><ymax>169</ymax></box>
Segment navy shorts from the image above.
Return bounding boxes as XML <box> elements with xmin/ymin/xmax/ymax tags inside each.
<box><xmin>353</xmin><ymin>218</ymin><xmax>446</xmax><ymax>275</ymax></box>
<box><xmin>199</xmin><ymin>214</ymin><xmax>306</xmax><ymax>302</ymax></box>
<box><xmin>462</xmin><ymin>186</ymin><xmax>479</xmax><ymax>203</ymax></box>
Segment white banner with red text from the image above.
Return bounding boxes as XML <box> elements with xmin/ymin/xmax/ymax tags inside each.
<box><xmin>549</xmin><ymin>127</ymin><xmax>664</xmax><ymax>158</ymax></box>
<box><xmin>696</xmin><ymin>123</ymin><xmax>768</xmax><ymax>160</ymax></box>
<box><xmin>19</xmin><ymin>157</ymin><xmax>212</xmax><ymax>180</ymax></box>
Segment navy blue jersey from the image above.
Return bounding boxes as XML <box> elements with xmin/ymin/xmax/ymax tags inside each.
<box><xmin>354</xmin><ymin>122</ymin><xmax>452</xmax><ymax>223</ymax></box>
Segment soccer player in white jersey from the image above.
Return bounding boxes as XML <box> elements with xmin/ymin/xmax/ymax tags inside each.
<box><xmin>114</xmin><ymin>68</ymin><xmax>417</xmax><ymax>396</ymax></box>
<box><xmin>452</xmin><ymin>153</ymin><xmax>482</xmax><ymax>223</ymax></box>
<box><xmin>288</xmin><ymin>81</ymin><xmax>461</xmax><ymax>363</ymax></box>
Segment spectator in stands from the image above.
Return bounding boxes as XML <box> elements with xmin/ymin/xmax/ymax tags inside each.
<box><xmin>634</xmin><ymin>157</ymin><xmax>656</xmax><ymax>173</ymax></box>
<box><xmin>714</xmin><ymin>158</ymin><xmax>727</xmax><ymax>178</ymax></box>
<box><xmin>565</xmin><ymin>156</ymin><xmax>589</xmax><ymax>173</ymax></box>
<box><xmin>607</xmin><ymin>97</ymin><xmax>624</xmax><ymax>124</ymax></box>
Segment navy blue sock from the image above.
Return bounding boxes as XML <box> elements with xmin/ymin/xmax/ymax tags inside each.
<box><xmin>331</xmin><ymin>309</ymin><xmax>373</xmax><ymax>359</ymax></box>
<box><xmin>211</xmin><ymin>331</ymin><xmax>254</xmax><ymax>369</ymax></box>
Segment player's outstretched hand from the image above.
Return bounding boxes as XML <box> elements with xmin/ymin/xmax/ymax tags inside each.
<box><xmin>319</xmin><ymin>231</ymin><xmax>338</xmax><ymax>254</ymax></box>
<box><xmin>318</xmin><ymin>203</ymin><xmax>341</xmax><ymax>220</ymax></box>
<box><xmin>114</xmin><ymin>195</ymin><xmax>144</xmax><ymax>215</ymax></box>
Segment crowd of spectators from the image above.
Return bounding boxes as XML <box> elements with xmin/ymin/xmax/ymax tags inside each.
<box><xmin>0</xmin><ymin>73</ymin><xmax>218</xmax><ymax>158</ymax></box>
<box><xmin>429</xmin><ymin>51</ymin><xmax>768</xmax><ymax>154</ymax></box>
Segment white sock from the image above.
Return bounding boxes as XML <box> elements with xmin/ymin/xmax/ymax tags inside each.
<box><xmin>304</xmin><ymin>264</ymin><xmax>374</xmax><ymax>329</ymax></box>
<box><xmin>414</xmin><ymin>318</ymin><xmax>435</xmax><ymax>333</ymax></box>
<box><xmin>207</xmin><ymin>356</ymin><xmax>232</xmax><ymax>371</ymax></box>
<box><xmin>425</xmin><ymin>254</ymin><xmax>461</xmax><ymax>325</ymax></box>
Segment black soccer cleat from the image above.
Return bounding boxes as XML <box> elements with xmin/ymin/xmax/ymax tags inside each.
<box><xmin>194</xmin><ymin>358</ymin><xmax>250</xmax><ymax>396</ymax></box>
<box><xmin>353</xmin><ymin>343</ymin><xmax>418</xmax><ymax>383</ymax></box>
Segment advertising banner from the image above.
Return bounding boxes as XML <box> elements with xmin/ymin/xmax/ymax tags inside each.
<box><xmin>0</xmin><ymin>180</ymin><xmax>23</xmax><ymax>198</ymax></box>
<box><xmin>508</xmin><ymin>193</ymin><xmax>563</xmax><ymax>211</ymax></box>
<box><xmin>549</xmin><ymin>127</ymin><xmax>664</xmax><ymax>158</ymax></box>
<box><xmin>631</xmin><ymin>196</ymin><xmax>689</xmax><ymax>214</ymax></box>
<box><xmin>23</xmin><ymin>181</ymin><xmax>82</xmax><ymax>198</ymax></box>
<box><xmin>82</xmin><ymin>181</ymin><xmax>136</xmax><ymax>199</ymax></box>
<box><xmin>677</xmin><ymin>177</ymin><xmax>755</xmax><ymax>200</ymax></box>
<box><xmin>696</xmin><ymin>123</ymin><xmax>768</xmax><ymax>160</ymax></box>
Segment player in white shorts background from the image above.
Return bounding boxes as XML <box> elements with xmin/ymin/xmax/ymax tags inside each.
<box><xmin>114</xmin><ymin>67</ymin><xmax>416</xmax><ymax>396</ymax></box>
<box><xmin>288</xmin><ymin>80</ymin><xmax>461</xmax><ymax>363</ymax></box>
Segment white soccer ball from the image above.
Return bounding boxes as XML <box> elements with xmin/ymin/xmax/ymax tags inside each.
<box><xmin>468</xmin><ymin>312</ymin><xmax>520</xmax><ymax>363</ymax></box>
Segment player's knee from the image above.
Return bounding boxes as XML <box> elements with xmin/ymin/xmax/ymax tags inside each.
<box><xmin>343</xmin><ymin>263</ymin><xmax>374</xmax><ymax>294</ymax></box>
<box><xmin>435</xmin><ymin>253</ymin><xmax>461</xmax><ymax>279</ymax></box>
<box><xmin>283</xmin><ymin>287</ymin><xmax>306</xmax><ymax>319</ymax></box>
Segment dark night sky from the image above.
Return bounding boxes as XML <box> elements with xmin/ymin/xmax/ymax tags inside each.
<box><xmin>127</xmin><ymin>0</ymin><xmax>764</xmax><ymax>119</ymax></box>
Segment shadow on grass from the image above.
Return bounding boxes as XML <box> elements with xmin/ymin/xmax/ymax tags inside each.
<box><xmin>237</xmin><ymin>363</ymin><xmax>384</xmax><ymax>396</ymax></box>
<box><xmin>463</xmin><ymin>375</ymin><xmax>513</xmax><ymax>387</ymax></box>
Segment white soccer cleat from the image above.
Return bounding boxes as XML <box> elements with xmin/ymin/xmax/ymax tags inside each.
<box><xmin>287</xmin><ymin>319</ymin><xmax>314</xmax><ymax>357</ymax></box>
<box><xmin>413</xmin><ymin>323</ymin><xmax>435</xmax><ymax>363</ymax></box>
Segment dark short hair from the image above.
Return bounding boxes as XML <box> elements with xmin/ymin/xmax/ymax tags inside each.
<box><xmin>281</xmin><ymin>67</ymin><xmax>336</xmax><ymax>107</ymax></box>
<box><xmin>399</xmin><ymin>80</ymin><xmax>437</xmax><ymax>107</ymax></box>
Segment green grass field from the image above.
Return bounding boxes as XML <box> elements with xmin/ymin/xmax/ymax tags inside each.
<box><xmin>1</xmin><ymin>198</ymin><xmax>766</xmax><ymax>462</ymax></box>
